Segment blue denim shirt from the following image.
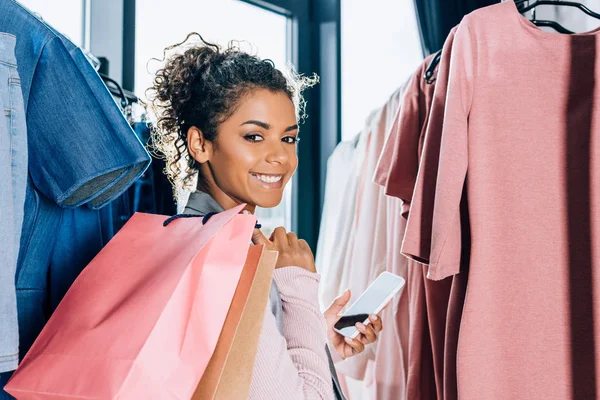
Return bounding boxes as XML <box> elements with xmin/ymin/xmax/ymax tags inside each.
<box><xmin>0</xmin><ymin>1</ymin><xmax>150</xmax><ymax>394</ymax></box>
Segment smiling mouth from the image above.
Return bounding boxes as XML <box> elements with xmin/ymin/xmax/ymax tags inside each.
<box><xmin>250</xmin><ymin>173</ymin><xmax>284</xmax><ymax>189</ymax></box>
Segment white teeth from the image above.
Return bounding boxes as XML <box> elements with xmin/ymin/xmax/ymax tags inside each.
<box><xmin>253</xmin><ymin>174</ymin><xmax>283</xmax><ymax>184</ymax></box>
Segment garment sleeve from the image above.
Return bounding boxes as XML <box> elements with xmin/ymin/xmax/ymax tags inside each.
<box><xmin>249</xmin><ymin>267</ymin><xmax>334</xmax><ymax>399</ymax></box>
<box><xmin>373</xmin><ymin>109</ymin><xmax>401</xmax><ymax>188</ymax></box>
<box><xmin>384</xmin><ymin>80</ymin><xmax>422</xmax><ymax>212</ymax></box>
<box><xmin>402</xmin><ymin>22</ymin><xmax>474</xmax><ymax>280</ymax></box>
<box><xmin>385</xmin><ymin>55</ymin><xmax>436</xmax><ymax>217</ymax></box>
<box><xmin>27</xmin><ymin>37</ymin><xmax>150</xmax><ymax>209</ymax></box>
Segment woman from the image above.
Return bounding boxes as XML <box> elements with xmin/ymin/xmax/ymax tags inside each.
<box><xmin>149</xmin><ymin>34</ymin><xmax>383</xmax><ymax>399</ymax></box>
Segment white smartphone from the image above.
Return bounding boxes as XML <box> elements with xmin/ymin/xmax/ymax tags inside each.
<box><xmin>334</xmin><ymin>272</ymin><xmax>406</xmax><ymax>339</ymax></box>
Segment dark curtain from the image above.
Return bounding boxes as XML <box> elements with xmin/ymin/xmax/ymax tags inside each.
<box><xmin>414</xmin><ymin>0</ymin><xmax>497</xmax><ymax>56</ymax></box>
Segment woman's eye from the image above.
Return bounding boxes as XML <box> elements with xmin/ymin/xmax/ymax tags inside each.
<box><xmin>282</xmin><ymin>136</ymin><xmax>299</xmax><ymax>144</ymax></box>
<box><xmin>244</xmin><ymin>134</ymin><xmax>264</xmax><ymax>142</ymax></box>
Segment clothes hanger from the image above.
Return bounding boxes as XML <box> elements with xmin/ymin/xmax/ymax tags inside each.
<box><xmin>100</xmin><ymin>73</ymin><xmax>140</xmax><ymax>107</ymax></box>
<box><xmin>515</xmin><ymin>0</ymin><xmax>600</xmax><ymax>20</ymax></box>
<box><xmin>514</xmin><ymin>0</ymin><xmax>575</xmax><ymax>34</ymax></box>
<box><xmin>100</xmin><ymin>74</ymin><xmax>128</xmax><ymax>108</ymax></box>
<box><xmin>532</xmin><ymin>19</ymin><xmax>574</xmax><ymax>33</ymax></box>
<box><xmin>424</xmin><ymin>49</ymin><xmax>442</xmax><ymax>85</ymax></box>
<box><xmin>100</xmin><ymin>73</ymin><xmax>142</xmax><ymax>125</ymax></box>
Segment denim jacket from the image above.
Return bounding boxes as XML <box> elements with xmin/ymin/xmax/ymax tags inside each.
<box><xmin>0</xmin><ymin>1</ymin><xmax>150</xmax><ymax>393</ymax></box>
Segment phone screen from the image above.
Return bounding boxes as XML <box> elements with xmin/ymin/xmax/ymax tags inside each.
<box><xmin>334</xmin><ymin>272</ymin><xmax>405</xmax><ymax>337</ymax></box>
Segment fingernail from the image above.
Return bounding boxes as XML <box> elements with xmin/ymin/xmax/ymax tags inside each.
<box><xmin>371</xmin><ymin>314</ymin><xmax>378</xmax><ymax>321</ymax></box>
<box><xmin>345</xmin><ymin>337</ymin><xmax>353</xmax><ymax>344</ymax></box>
<box><xmin>356</xmin><ymin>323</ymin><xmax>365</xmax><ymax>330</ymax></box>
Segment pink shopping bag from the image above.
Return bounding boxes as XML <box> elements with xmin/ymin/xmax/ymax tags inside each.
<box><xmin>6</xmin><ymin>204</ymin><xmax>256</xmax><ymax>400</ymax></box>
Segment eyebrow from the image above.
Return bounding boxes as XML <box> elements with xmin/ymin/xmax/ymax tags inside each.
<box><xmin>241</xmin><ymin>120</ymin><xmax>299</xmax><ymax>133</ymax></box>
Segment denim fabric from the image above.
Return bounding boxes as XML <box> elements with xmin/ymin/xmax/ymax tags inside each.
<box><xmin>0</xmin><ymin>0</ymin><xmax>150</xmax><ymax>210</ymax></box>
<box><xmin>0</xmin><ymin>32</ymin><xmax>26</xmax><ymax>374</ymax></box>
<box><xmin>0</xmin><ymin>1</ymin><xmax>150</xmax><ymax>396</ymax></box>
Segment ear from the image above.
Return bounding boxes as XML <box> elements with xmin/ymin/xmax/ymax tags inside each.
<box><xmin>187</xmin><ymin>126</ymin><xmax>212</xmax><ymax>164</ymax></box>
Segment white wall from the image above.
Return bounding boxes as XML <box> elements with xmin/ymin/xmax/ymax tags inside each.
<box><xmin>16</xmin><ymin>0</ymin><xmax>84</xmax><ymax>46</ymax></box>
<box><xmin>341</xmin><ymin>0</ymin><xmax>423</xmax><ymax>140</ymax></box>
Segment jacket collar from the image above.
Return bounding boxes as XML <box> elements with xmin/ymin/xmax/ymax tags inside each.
<box><xmin>183</xmin><ymin>190</ymin><xmax>224</xmax><ymax>216</ymax></box>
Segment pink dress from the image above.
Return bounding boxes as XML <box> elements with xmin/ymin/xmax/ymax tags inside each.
<box><xmin>403</xmin><ymin>2</ymin><xmax>600</xmax><ymax>399</ymax></box>
<box><xmin>375</xmin><ymin>34</ymin><xmax>469</xmax><ymax>400</ymax></box>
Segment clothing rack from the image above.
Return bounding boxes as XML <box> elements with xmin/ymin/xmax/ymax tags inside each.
<box><xmin>100</xmin><ymin>73</ymin><xmax>140</xmax><ymax>105</ymax></box>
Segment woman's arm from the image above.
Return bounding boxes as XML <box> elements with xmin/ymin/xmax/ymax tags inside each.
<box><xmin>249</xmin><ymin>267</ymin><xmax>334</xmax><ymax>400</ymax></box>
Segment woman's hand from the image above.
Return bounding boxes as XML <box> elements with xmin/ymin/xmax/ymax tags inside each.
<box><xmin>253</xmin><ymin>227</ymin><xmax>383</xmax><ymax>359</ymax></box>
<box><xmin>252</xmin><ymin>227</ymin><xmax>316</xmax><ymax>272</ymax></box>
<box><xmin>323</xmin><ymin>290</ymin><xmax>384</xmax><ymax>360</ymax></box>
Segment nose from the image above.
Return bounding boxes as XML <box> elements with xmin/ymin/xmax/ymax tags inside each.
<box><xmin>264</xmin><ymin>139</ymin><xmax>289</xmax><ymax>165</ymax></box>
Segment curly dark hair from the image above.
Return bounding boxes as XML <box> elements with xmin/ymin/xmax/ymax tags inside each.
<box><xmin>147</xmin><ymin>33</ymin><xmax>318</xmax><ymax>196</ymax></box>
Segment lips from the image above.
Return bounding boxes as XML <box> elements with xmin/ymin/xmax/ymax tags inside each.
<box><xmin>250</xmin><ymin>173</ymin><xmax>284</xmax><ymax>189</ymax></box>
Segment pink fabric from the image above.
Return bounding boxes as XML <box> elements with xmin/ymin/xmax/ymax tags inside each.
<box><xmin>250</xmin><ymin>267</ymin><xmax>334</xmax><ymax>400</ymax></box>
<box><xmin>404</xmin><ymin>2</ymin><xmax>600</xmax><ymax>399</ymax></box>
<box><xmin>400</xmin><ymin>33</ymin><xmax>462</xmax><ymax>400</ymax></box>
<box><xmin>335</xmin><ymin>87</ymin><xmax>406</xmax><ymax>385</ymax></box>
<box><xmin>416</xmin><ymin>28</ymin><xmax>466</xmax><ymax>400</ymax></box>
<box><xmin>385</xmin><ymin>56</ymin><xmax>435</xmax><ymax>211</ymax></box>
<box><xmin>377</xmin><ymin>47</ymin><xmax>465</xmax><ymax>400</ymax></box>
<box><xmin>371</xmin><ymin>201</ymin><xmax>409</xmax><ymax>400</ymax></box>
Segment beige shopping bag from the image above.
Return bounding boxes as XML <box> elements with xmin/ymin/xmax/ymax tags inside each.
<box><xmin>193</xmin><ymin>245</ymin><xmax>278</xmax><ymax>399</ymax></box>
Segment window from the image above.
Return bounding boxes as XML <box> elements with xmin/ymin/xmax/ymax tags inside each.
<box><xmin>135</xmin><ymin>0</ymin><xmax>288</xmax><ymax>99</ymax></box>
<box><xmin>16</xmin><ymin>0</ymin><xmax>84</xmax><ymax>47</ymax></box>
<box><xmin>135</xmin><ymin>0</ymin><xmax>291</xmax><ymax>235</ymax></box>
<box><xmin>341</xmin><ymin>0</ymin><xmax>423</xmax><ymax>140</ymax></box>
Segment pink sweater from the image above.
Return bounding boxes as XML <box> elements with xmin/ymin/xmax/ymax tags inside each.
<box><xmin>249</xmin><ymin>266</ymin><xmax>335</xmax><ymax>399</ymax></box>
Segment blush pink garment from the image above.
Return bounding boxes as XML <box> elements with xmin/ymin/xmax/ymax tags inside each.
<box><xmin>370</xmin><ymin>201</ymin><xmax>410</xmax><ymax>400</ymax></box>
<box><xmin>376</xmin><ymin>41</ymin><xmax>468</xmax><ymax>400</ymax></box>
<box><xmin>374</xmin><ymin>57</ymin><xmax>439</xmax><ymax>400</ymax></box>
<box><xmin>415</xmin><ymin>29</ymin><xmax>467</xmax><ymax>400</ymax></box>
<box><xmin>335</xmin><ymin>87</ymin><xmax>406</xmax><ymax>384</ymax></box>
<box><xmin>403</xmin><ymin>2</ymin><xmax>600</xmax><ymax>399</ymax></box>
<box><xmin>328</xmin><ymin>88</ymin><xmax>408</xmax><ymax>400</ymax></box>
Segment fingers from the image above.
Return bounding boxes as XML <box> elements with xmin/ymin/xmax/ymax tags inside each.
<box><xmin>287</xmin><ymin>231</ymin><xmax>299</xmax><ymax>248</ymax></box>
<box><xmin>332</xmin><ymin>289</ymin><xmax>351</xmax><ymax>310</ymax></box>
<box><xmin>251</xmin><ymin>228</ymin><xmax>270</xmax><ymax>245</ymax></box>
<box><xmin>298</xmin><ymin>239</ymin><xmax>310</xmax><ymax>251</ymax></box>
<box><xmin>344</xmin><ymin>336</ymin><xmax>365</xmax><ymax>356</ymax></box>
<box><xmin>333</xmin><ymin>289</ymin><xmax>352</xmax><ymax>307</ymax></box>
<box><xmin>356</xmin><ymin>322</ymin><xmax>377</xmax><ymax>344</ymax></box>
<box><xmin>272</xmin><ymin>227</ymin><xmax>289</xmax><ymax>245</ymax></box>
<box><xmin>369</xmin><ymin>314</ymin><xmax>383</xmax><ymax>333</ymax></box>
<box><xmin>323</xmin><ymin>289</ymin><xmax>351</xmax><ymax>321</ymax></box>
<box><xmin>268</xmin><ymin>227</ymin><xmax>316</xmax><ymax>272</ymax></box>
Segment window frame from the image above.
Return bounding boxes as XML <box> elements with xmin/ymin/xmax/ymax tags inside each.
<box><xmin>118</xmin><ymin>0</ymin><xmax>340</xmax><ymax>249</ymax></box>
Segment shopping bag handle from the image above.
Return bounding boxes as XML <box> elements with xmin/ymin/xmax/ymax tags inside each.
<box><xmin>163</xmin><ymin>212</ymin><xmax>262</xmax><ymax>229</ymax></box>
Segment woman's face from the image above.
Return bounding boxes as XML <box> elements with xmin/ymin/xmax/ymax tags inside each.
<box><xmin>192</xmin><ymin>89</ymin><xmax>299</xmax><ymax>212</ymax></box>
